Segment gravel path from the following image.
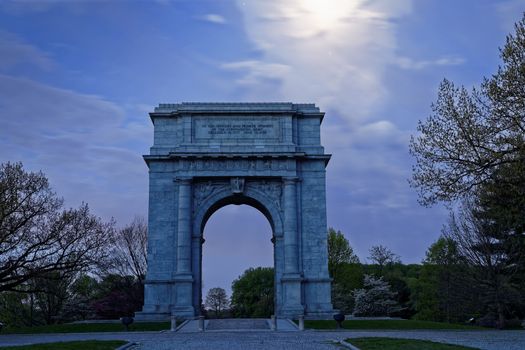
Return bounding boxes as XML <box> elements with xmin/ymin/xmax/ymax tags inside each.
<box><xmin>1</xmin><ymin>329</ymin><xmax>524</xmax><ymax>350</ymax></box>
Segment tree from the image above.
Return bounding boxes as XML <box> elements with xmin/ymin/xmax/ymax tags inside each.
<box><xmin>409</xmin><ymin>16</ymin><xmax>525</xmax><ymax>325</ymax></box>
<box><xmin>476</xmin><ymin>157</ymin><xmax>525</xmax><ymax>272</ymax></box>
<box><xmin>61</xmin><ymin>274</ymin><xmax>99</xmax><ymax>321</ymax></box>
<box><xmin>0</xmin><ymin>292</ymin><xmax>31</xmax><ymax>327</ymax></box>
<box><xmin>425</xmin><ymin>236</ymin><xmax>460</xmax><ymax>266</ymax></box>
<box><xmin>368</xmin><ymin>245</ymin><xmax>401</xmax><ymax>275</ymax></box>
<box><xmin>31</xmin><ymin>272</ymin><xmax>72</xmax><ymax>324</ymax></box>
<box><xmin>0</xmin><ymin>162</ymin><xmax>115</xmax><ymax>292</ymax></box>
<box><xmin>205</xmin><ymin>287</ymin><xmax>229</xmax><ymax>318</ymax></box>
<box><xmin>327</xmin><ymin>228</ymin><xmax>359</xmax><ymax>280</ymax></box>
<box><xmin>353</xmin><ymin>274</ymin><xmax>402</xmax><ymax>317</ymax></box>
<box><xmin>409</xmin><ymin>14</ymin><xmax>525</xmax><ymax>206</ymax></box>
<box><xmin>110</xmin><ymin>216</ymin><xmax>148</xmax><ymax>283</ymax></box>
<box><xmin>423</xmin><ymin>237</ymin><xmax>462</xmax><ymax>322</ymax></box>
<box><xmin>444</xmin><ymin>196</ymin><xmax>522</xmax><ymax>328</ymax></box>
<box><xmin>331</xmin><ymin>263</ymin><xmax>364</xmax><ymax>314</ymax></box>
<box><xmin>90</xmin><ymin>274</ymin><xmax>143</xmax><ymax>319</ymax></box>
<box><xmin>230</xmin><ymin>267</ymin><xmax>273</xmax><ymax>318</ymax></box>
<box><xmin>413</xmin><ymin>237</ymin><xmax>479</xmax><ymax>323</ymax></box>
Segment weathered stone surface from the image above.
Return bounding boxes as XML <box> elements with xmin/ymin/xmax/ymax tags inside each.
<box><xmin>135</xmin><ymin>102</ymin><xmax>334</xmax><ymax>320</ymax></box>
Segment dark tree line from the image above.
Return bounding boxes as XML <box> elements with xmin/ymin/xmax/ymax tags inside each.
<box><xmin>0</xmin><ymin>162</ymin><xmax>148</xmax><ymax>327</ymax></box>
<box><xmin>328</xmin><ymin>229</ymin><xmax>525</xmax><ymax>327</ymax></box>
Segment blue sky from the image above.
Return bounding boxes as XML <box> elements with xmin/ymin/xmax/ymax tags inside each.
<box><xmin>1</xmin><ymin>0</ymin><xmax>524</xmax><ymax>296</ymax></box>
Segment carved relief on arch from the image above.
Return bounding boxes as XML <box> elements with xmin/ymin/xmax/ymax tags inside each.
<box><xmin>247</xmin><ymin>180</ymin><xmax>282</xmax><ymax>210</ymax></box>
<box><xmin>192</xmin><ymin>178</ymin><xmax>283</xmax><ymax>218</ymax></box>
<box><xmin>192</xmin><ymin>178</ymin><xmax>286</xmax><ymax>240</ymax></box>
<box><xmin>193</xmin><ymin>180</ymin><xmax>228</xmax><ymax>210</ymax></box>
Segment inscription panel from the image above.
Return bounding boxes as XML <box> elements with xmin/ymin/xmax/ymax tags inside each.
<box><xmin>193</xmin><ymin>117</ymin><xmax>280</xmax><ymax>141</ymax></box>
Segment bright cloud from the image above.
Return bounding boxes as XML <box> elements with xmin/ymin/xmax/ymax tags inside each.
<box><xmin>232</xmin><ymin>0</ymin><xmax>413</xmax><ymax>122</ymax></box>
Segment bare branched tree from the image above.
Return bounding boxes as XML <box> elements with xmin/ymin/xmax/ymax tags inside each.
<box><xmin>368</xmin><ymin>245</ymin><xmax>401</xmax><ymax>275</ymax></box>
<box><xmin>205</xmin><ymin>287</ymin><xmax>229</xmax><ymax>318</ymax></box>
<box><xmin>0</xmin><ymin>162</ymin><xmax>115</xmax><ymax>292</ymax></box>
<box><xmin>110</xmin><ymin>216</ymin><xmax>147</xmax><ymax>282</ymax></box>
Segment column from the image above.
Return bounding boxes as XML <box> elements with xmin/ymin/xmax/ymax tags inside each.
<box><xmin>172</xmin><ymin>177</ymin><xmax>194</xmax><ymax>318</ymax></box>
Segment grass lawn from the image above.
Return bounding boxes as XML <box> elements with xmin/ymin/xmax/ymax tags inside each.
<box><xmin>346</xmin><ymin>337</ymin><xmax>478</xmax><ymax>350</ymax></box>
<box><xmin>2</xmin><ymin>322</ymin><xmax>170</xmax><ymax>334</ymax></box>
<box><xmin>303</xmin><ymin>319</ymin><xmax>487</xmax><ymax>330</ymax></box>
<box><xmin>0</xmin><ymin>340</ymin><xmax>127</xmax><ymax>350</ymax></box>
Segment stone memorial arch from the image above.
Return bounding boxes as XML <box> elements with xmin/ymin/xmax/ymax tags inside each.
<box><xmin>136</xmin><ymin>103</ymin><xmax>334</xmax><ymax>320</ymax></box>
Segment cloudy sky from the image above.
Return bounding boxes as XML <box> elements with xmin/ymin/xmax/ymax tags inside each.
<box><xmin>1</xmin><ymin>0</ymin><xmax>524</xmax><ymax>296</ymax></box>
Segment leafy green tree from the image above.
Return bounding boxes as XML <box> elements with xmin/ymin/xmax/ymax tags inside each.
<box><xmin>425</xmin><ymin>237</ymin><xmax>459</xmax><ymax>265</ymax></box>
<box><xmin>384</xmin><ymin>276</ymin><xmax>413</xmax><ymax>318</ymax></box>
<box><xmin>409</xmin><ymin>14</ymin><xmax>525</xmax><ymax>206</ymax></box>
<box><xmin>331</xmin><ymin>263</ymin><xmax>363</xmax><ymax>314</ymax></box>
<box><xmin>327</xmin><ymin>228</ymin><xmax>359</xmax><ymax>280</ymax></box>
<box><xmin>327</xmin><ymin>228</ymin><xmax>361</xmax><ymax>314</ymax></box>
<box><xmin>61</xmin><ymin>274</ymin><xmax>99</xmax><ymax>321</ymax></box>
<box><xmin>413</xmin><ymin>237</ymin><xmax>479</xmax><ymax>323</ymax></box>
<box><xmin>0</xmin><ymin>292</ymin><xmax>31</xmax><ymax>327</ymax></box>
<box><xmin>423</xmin><ymin>237</ymin><xmax>460</xmax><ymax>322</ymax></box>
<box><xmin>230</xmin><ymin>267</ymin><xmax>273</xmax><ymax>318</ymax></box>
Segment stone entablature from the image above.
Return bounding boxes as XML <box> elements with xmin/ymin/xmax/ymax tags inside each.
<box><xmin>149</xmin><ymin>102</ymin><xmax>325</xmax><ymax>156</ymax></box>
<box><xmin>136</xmin><ymin>102</ymin><xmax>334</xmax><ymax>321</ymax></box>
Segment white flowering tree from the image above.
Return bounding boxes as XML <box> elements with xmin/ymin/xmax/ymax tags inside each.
<box><xmin>353</xmin><ymin>274</ymin><xmax>402</xmax><ymax>316</ymax></box>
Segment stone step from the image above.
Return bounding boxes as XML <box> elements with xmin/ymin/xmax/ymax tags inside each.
<box><xmin>207</xmin><ymin>318</ymin><xmax>269</xmax><ymax>330</ymax></box>
<box><xmin>175</xmin><ymin>318</ymin><xmax>299</xmax><ymax>332</ymax></box>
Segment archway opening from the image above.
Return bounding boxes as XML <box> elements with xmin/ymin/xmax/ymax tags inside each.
<box><xmin>202</xmin><ymin>204</ymin><xmax>274</xmax><ymax>318</ymax></box>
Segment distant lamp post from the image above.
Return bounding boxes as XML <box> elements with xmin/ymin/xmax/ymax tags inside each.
<box><xmin>333</xmin><ymin>313</ymin><xmax>345</xmax><ymax>329</ymax></box>
<box><xmin>120</xmin><ymin>317</ymin><xmax>134</xmax><ymax>331</ymax></box>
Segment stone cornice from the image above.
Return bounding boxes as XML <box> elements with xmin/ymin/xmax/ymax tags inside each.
<box><xmin>143</xmin><ymin>153</ymin><xmax>331</xmax><ymax>163</ymax></box>
<box><xmin>149</xmin><ymin>102</ymin><xmax>325</xmax><ymax>121</ymax></box>
<box><xmin>154</xmin><ymin>102</ymin><xmax>319</xmax><ymax>112</ymax></box>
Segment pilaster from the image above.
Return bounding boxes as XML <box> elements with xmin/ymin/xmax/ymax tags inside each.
<box><xmin>281</xmin><ymin>176</ymin><xmax>304</xmax><ymax>316</ymax></box>
<box><xmin>172</xmin><ymin>177</ymin><xmax>194</xmax><ymax>317</ymax></box>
